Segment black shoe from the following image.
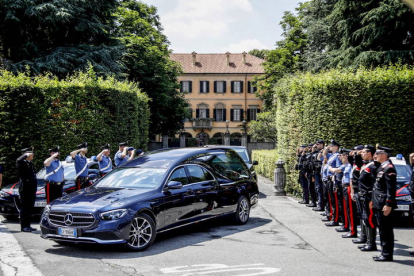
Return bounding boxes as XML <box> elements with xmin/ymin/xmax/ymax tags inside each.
<box><xmin>342</xmin><ymin>232</ymin><xmax>358</xmax><ymax>238</ymax></box>
<box><xmin>320</xmin><ymin>212</ymin><xmax>327</xmax><ymax>216</ymax></box>
<box><xmin>21</xmin><ymin>227</ymin><xmax>35</xmax><ymax>232</ymax></box>
<box><xmin>306</xmin><ymin>203</ymin><xmax>317</xmax><ymax>207</ymax></box>
<box><xmin>335</xmin><ymin>227</ymin><xmax>349</xmax><ymax>232</ymax></box>
<box><xmin>410</xmin><ymin>251</ymin><xmax>414</xmax><ymax>256</ymax></box>
<box><xmin>373</xmin><ymin>255</ymin><xmax>393</xmax><ymax>262</ymax></box>
<box><xmin>313</xmin><ymin>207</ymin><xmax>324</xmax><ymax>211</ymax></box>
<box><xmin>353</xmin><ymin>238</ymin><xmax>367</xmax><ymax>244</ymax></box>
<box><xmin>321</xmin><ymin>218</ymin><xmax>330</xmax><ymax>222</ymax></box>
<box><xmin>358</xmin><ymin>244</ymin><xmax>368</xmax><ymax>249</ymax></box>
<box><xmin>360</xmin><ymin>245</ymin><xmax>377</xmax><ymax>251</ymax></box>
<box><xmin>325</xmin><ymin>221</ymin><xmax>339</xmax><ymax>227</ymax></box>
<box><xmin>298</xmin><ymin>200</ymin><xmax>309</xmax><ymax>204</ymax></box>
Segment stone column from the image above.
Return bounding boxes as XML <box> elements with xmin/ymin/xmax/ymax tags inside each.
<box><xmin>180</xmin><ymin>134</ymin><xmax>186</xmax><ymax>148</ymax></box>
<box><xmin>224</xmin><ymin>133</ymin><xmax>230</xmax><ymax>145</ymax></box>
<box><xmin>241</xmin><ymin>133</ymin><xmax>247</xmax><ymax>147</ymax></box>
<box><xmin>162</xmin><ymin>135</ymin><xmax>169</xmax><ymax>149</ymax></box>
<box><xmin>274</xmin><ymin>160</ymin><xmax>286</xmax><ymax>196</ymax></box>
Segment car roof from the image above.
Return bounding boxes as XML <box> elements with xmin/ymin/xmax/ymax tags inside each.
<box><xmin>204</xmin><ymin>145</ymin><xmax>247</xmax><ymax>150</ymax></box>
<box><xmin>390</xmin><ymin>157</ymin><xmax>408</xmax><ymax>166</ymax></box>
<box><xmin>123</xmin><ymin>147</ymin><xmax>233</xmax><ymax>169</ymax></box>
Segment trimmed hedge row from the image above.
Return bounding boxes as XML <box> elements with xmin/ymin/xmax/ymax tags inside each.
<box><xmin>0</xmin><ymin>68</ymin><xmax>150</xmax><ymax>182</ymax></box>
<box><xmin>273</xmin><ymin>65</ymin><xmax>414</xmax><ymax>195</ymax></box>
<box><xmin>251</xmin><ymin>150</ymin><xmax>279</xmax><ymax>181</ymax></box>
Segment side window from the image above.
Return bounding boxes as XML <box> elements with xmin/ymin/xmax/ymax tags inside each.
<box><xmin>187</xmin><ymin>165</ymin><xmax>207</xmax><ymax>183</ymax></box>
<box><xmin>202</xmin><ymin>168</ymin><xmax>215</xmax><ymax>181</ymax></box>
<box><xmin>211</xmin><ymin>152</ymin><xmax>249</xmax><ymax>180</ymax></box>
<box><xmin>169</xmin><ymin>167</ymin><xmax>188</xmax><ymax>185</ymax></box>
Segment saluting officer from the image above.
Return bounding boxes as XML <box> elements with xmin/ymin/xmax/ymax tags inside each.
<box><xmin>305</xmin><ymin>144</ymin><xmax>317</xmax><ymax>207</ymax></box>
<box><xmin>70</xmin><ymin>142</ymin><xmax>89</xmax><ymax>190</ymax></box>
<box><xmin>321</xmin><ymin>147</ymin><xmax>333</xmax><ymax>221</ymax></box>
<box><xmin>326</xmin><ymin>140</ymin><xmax>343</xmax><ymax>227</ymax></box>
<box><xmin>97</xmin><ymin>144</ymin><xmax>113</xmax><ymax>176</ymax></box>
<box><xmin>371</xmin><ymin>146</ymin><xmax>397</xmax><ymax>261</ymax></box>
<box><xmin>297</xmin><ymin>145</ymin><xmax>310</xmax><ymax>204</ymax></box>
<box><xmin>16</xmin><ymin>147</ymin><xmax>37</xmax><ymax>232</ymax></box>
<box><xmin>357</xmin><ymin>145</ymin><xmax>380</xmax><ymax>252</ymax></box>
<box><xmin>115</xmin><ymin>142</ymin><xmax>135</xmax><ymax>167</ymax></box>
<box><xmin>312</xmin><ymin>140</ymin><xmax>325</xmax><ymax>211</ymax></box>
<box><xmin>44</xmin><ymin>146</ymin><xmax>64</xmax><ymax>203</ymax></box>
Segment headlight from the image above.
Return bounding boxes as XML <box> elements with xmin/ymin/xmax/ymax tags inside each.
<box><xmin>396</xmin><ymin>195</ymin><xmax>412</xmax><ymax>201</ymax></box>
<box><xmin>0</xmin><ymin>191</ymin><xmax>10</xmax><ymax>198</ymax></box>
<box><xmin>100</xmin><ymin>209</ymin><xmax>128</xmax><ymax>220</ymax></box>
<box><xmin>42</xmin><ymin>204</ymin><xmax>51</xmax><ymax>217</ymax></box>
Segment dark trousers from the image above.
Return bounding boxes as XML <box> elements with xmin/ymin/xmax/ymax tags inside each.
<box><xmin>19</xmin><ymin>191</ymin><xmax>36</xmax><ymax>229</ymax></box>
<box><xmin>323</xmin><ymin>179</ymin><xmax>332</xmax><ymax>219</ymax></box>
<box><xmin>342</xmin><ymin>185</ymin><xmax>357</xmax><ymax>234</ymax></box>
<box><xmin>328</xmin><ymin>179</ymin><xmax>342</xmax><ymax>222</ymax></box>
<box><xmin>299</xmin><ymin>173</ymin><xmax>309</xmax><ymax>203</ymax></box>
<box><xmin>361</xmin><ymin>196</ymin><xmax>377</xmax><ymax>246</ymax></box>
<box><xmin>45</xmin><ymin>181</ymin><xmax>64</xmax><ymax>204</ymax></box>
<box><xmin>374</xmin><ymin>209</ymin><xmax>395</xmax><ymax>257</ymax></box>
<box><xmin>355</xmin><ymin>192</ymin><xmax>367</xmax><ymax>241</ymax></box>
<box><xmin>307</xmin><ymin>173</ymin><xmax>317</xmax><ymax>204</ymax></box>
<box><xmin>76</xmin><ymin>177</ymin><xmax>89</xmax><ymax>191</ymax></box>
<box><xmin>314</xmin><ymin>172</ymin><xmax>324</xmax><ymax>208</ymax></box>
<box><xmin>326</xmin><ymin>179</ymin><xmax>334</xmax><ymax>220</ymax></box>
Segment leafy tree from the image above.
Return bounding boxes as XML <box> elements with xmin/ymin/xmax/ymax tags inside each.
<box><xmin>0</xmin><ymin>0</ymin><xmax>123</xmax><ymax>77</ymax></box>
<box><xmin>248</xmin><ymin>49</ymin><xmax>271</xmax><ymax>59</ymax></box>
<box><xmin>248</xmin><ymin>111</ymin><xmax>277</xmax><ymax>142</ymax></box>
<box><xmin>114</xmin><ymin>0</ymin><xmax>188</xmax><ymax>136</ymax></box>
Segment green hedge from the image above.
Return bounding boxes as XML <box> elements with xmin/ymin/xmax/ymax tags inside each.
<box><xmin>0</xmin><ymin>68</ymin><xmax>150</xmax><ymax>182</ymax></box>
<box><xmin>273</xmin><ymin>65</ymin><xmax>414</xmax><ymax>195</ymax></box>
<box><xmin>251</xmin><ymin>150</ymin><xmax>279</xmax><ymax>181</ymax></box>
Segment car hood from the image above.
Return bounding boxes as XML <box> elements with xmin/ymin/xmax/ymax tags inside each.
<box><xmin>51</xmin><ymin>186</ymin><xmax>155</xmax><ymax>212</ymax></box>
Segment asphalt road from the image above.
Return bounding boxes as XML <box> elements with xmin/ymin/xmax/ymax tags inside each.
<box><xmin>1</xmin><ymin>175</ymin><xmax>413</xmax><ymax>276</ymax></box>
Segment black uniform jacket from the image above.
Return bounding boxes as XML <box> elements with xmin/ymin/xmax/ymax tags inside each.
<box><xmin>16</xmin><ymin>154</ymin><xmax>37</xmax><ymax>194</ymax></box>
<box><xmin>358</xmin><ymin>160</ymin><xmax>380</xmax><ymax>195</ymax></box>
<box><xmin>373</xmin><ymin>160</ymin><xmax>397</xmax><ymax>210</ymax></box>
<box><xmin>410</xmin><ymin>164</ymin><xmax>414</xmax><ymax>202</ymax></box>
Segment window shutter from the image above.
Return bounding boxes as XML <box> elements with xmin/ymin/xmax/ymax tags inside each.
<box><xmin>230</xmin><ymin>109</ymin><xmax>234</xmax><ymax>121</ymax></box>
<box><xmin>200</xmin><ymin>81</ymin><xmax>203</xmax><ymax>93</ymax></box>
<box><xmin>213</xmin><ymin>109</ymin><xmax>216</xmax><ymax>120</ymax></box>
<box><xmin>247</xmin><ymin>109</ymin><xmax>251</xmax><ymax>121</ymax></box>
<box><xmin>214</xmin><ymin>81</ymin><xmax>217</xmax><ymax>93</ymax></box>
<box><xmin>248</xmin><ymin>81</ymin><xmax>251</xmax><ymax>93</ymax></box>
<box><xmin>257</xmin><ymin>109</ymin><xmax>261</xmax><ymax>113</ymax></box>
<box><xmin>254</xmin><ymin>86</ymin><xmax>258</xmax><ymax>92</ymax></box>
<box><xmin>231</xmin><ymin>81</ymin><xmax>234</xmax><ymax>93</ymax></box>
<box><xmin>223</xmin><ymin>81</ymin><xmax>227</xmax><ymax>93</ymax></box>
<box><xmin>240</xmin><ymin>81</ymin><xmax>244</xmax><ymax>93</ymax></box>
<box><xmin>206</xmin><ymin>109</ymin><xmax>210</xmax><ymax>118</ymax></box>
<box><xmin>206</xmin><ymin>81</ymin><xmax>210</xmax><ymax>93</ymax></box>
<box><xmin>240</xmin><ymin>109</ymin><xmax>244</xmax><ymax>120</ymax></box>
<box><xmin>180</xmin><ymin>81</ymin><xmax>183</xmax><ymax>92</ymax></box>
<box><xmin>189</xmin><ymin>81</ymin><xmax>192</xmax><ymax>93</ymax></box>
<box><xmin>196</xmin><ymin>109</ymin><xmax>200</xmax><ymax>118</ymax></box>
<box><xmin>223</xmin><ymin>109</ymin><xmax>227</xmax><ymax>121</ymax></box>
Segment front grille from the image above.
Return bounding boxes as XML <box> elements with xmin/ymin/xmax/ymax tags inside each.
<box><xmin>49</xmin><ymin>211</ymin><xmax>96</xmax><ymax>228</ymax></box>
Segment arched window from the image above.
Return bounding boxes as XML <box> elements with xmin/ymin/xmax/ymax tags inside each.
<box><xmin>230</xmin><ymin>132</ymin><xmax>242</xmax><ymax>146</ymax></box>
<box><xmin>196</xmin><ymin>103</ymin><xmax>209</xmax><ymax>118</ymax></box>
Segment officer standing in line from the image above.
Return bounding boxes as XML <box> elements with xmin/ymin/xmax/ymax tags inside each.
<box><xmin>115</xmin><ymin>142</ymin><xmax>135</xmax><ymax>167</ymax></box>
<box><xmin>305</xmin><ymin>144</ymin><xmax>317</xmax><ymax>208</ymax></box>
<box><xmin>16</xmin><ymin>147</ymin><xmax>37</xmax><ymax>232</ymax></box>
<box><xmin>312</xmin><ymin>140</ymin><xmax>325</xmax><ymax>211</ymax></box>
<box><xmin>357</xmin><ymin>145</ymin><xmax>380</xmax><ymax>252</ymax></box>
<box><xmin>409</xmin><ymin>153</ymin><xmax>414</xmax><ymax>256</ymax></box>
<box><xmin>325</xmin><ymin>140</ymin><xmax>343</xmax><ymax>227</ymax></box>
<box><xmin>297</xmin><ymin>145</ymin><xmax>309</xmax><ymax>204</ymax></box>
<box><xmin>349</xmin><ymin>146</ymin><xmax>365</xmax><ymax>242</ymax></box>
<box><xmin>44</xmin><ymin>146</ymin><xmax>64</xmax><ymax>204</ymax></box>
<box><xmin>320</xmin><ymin>147</ymin><xmax>333</xmax><ymax>221</ymax></box>
<box><xmin>70</xmin><ymin>142</ymin><xmax>89</xmax><ymax>190</ymax></box>
<box><xmin>97</xmin><ymin>144</ymin><xmax>113</xmax><ymax>176</ymax></box>
<box><xmin>371</xmin><ymin>146</ymin><xmax>397</xmax><ymax>261</ymax></box>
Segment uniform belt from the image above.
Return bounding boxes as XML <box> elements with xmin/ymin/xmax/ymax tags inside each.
<box><xmin>48</xmin><ymin>181</ymin><xmax>62</xmax><ymax>185</ymax></box>
<box><xmin>77</xmin><ymin>176</ymin><xmax>89</xmax><ymax>180</ymax></box>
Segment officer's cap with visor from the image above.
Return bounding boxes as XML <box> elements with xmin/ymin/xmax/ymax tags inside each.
<box><xmin>119</xmin><ymin>142</ymin><xmax>128</xmax><ymax>147</ymax></box>
<box><xmin>354</xmin><ymin>145</ymin><xmax>364</xmax><ymax>151</ymax></box>
<box><xmin>339</xmin><ymin>148</ymin><xmax>352</xmax><ymax>155</ymax></box>
<box><xmin>308</xmin><ymin>143</ymin><xmax>314</xmax><ymax>147</ymax></box>
<box><xmin>48</xmin><ymin>146</ymin><xmax>60</xmax><ymax>152</ymax></box>
<box><xmin>21</xmin><ymin>147</ymin><xmax>34</xmax><ymax>153</ymax></box>
<box><xmin>315</xmin><ymin>140</ymin><xmax>325</xmax><ymax>145</ymax></box>
<box><xmin>330</xmin><ymin>140</ymin><xmax>341</xmax><ymax>147</ymax></box>
<box><xmin>376</xmin><ymin>145</ymin><xmax>393</xmax><ymax>155</ymax></box>
<box><xmin>127</xmin><ymin>147</ymin><xmax>135</xmax><ymax>152</ymax></box>
<box><xmin>77</xmin><ymin>142</ymin><xmax>88</xmax><ymax>149</ymax></box>
<box><xmin>300</xmin><ymin>145</ymin><xmax>307</xmax><ymax>148</ymax></box>
<box><xmin>101</xmin><ymin>144</ymin><xmax>111</xmax><ymax>150</ymax></box>
<box><xmin>363</xmin><ymin>144</ymin><xmax>376</xmax><ymax>155</ymax></box>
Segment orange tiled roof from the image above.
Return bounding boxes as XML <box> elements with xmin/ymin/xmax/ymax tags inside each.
<box><xmin>170</xmin><ymin>53</ymin><xmax>264</xmax><ymax>74</ymax></box>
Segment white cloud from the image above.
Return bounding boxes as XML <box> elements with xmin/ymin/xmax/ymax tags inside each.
<box><xmin>162</xmin><ymin>0</ymin><xmax>254</xmax><ymax>40</ymax></box>
<box><xmin>222</xmin><ymin>39</ymin><xmax>270</xmax><ymax>53</ymax></box>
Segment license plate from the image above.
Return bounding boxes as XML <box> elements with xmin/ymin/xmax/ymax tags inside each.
<box><xmin>58</xmin><ymin>228</ymin><xmax>77</xmax><ymax>237</ymax></box>
<box><xmin>34</xmin><ymin>201</ymin><xmax>47</xmax><ymax>207</ymax></box>
<box><xmin>397</xmin><ymin>205</ymin><xmax>410</xmax><ymax>211</ymax></box>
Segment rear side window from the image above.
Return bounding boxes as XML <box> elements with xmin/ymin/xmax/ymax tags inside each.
<box><xmin>210</xmin><ymin>151</ymin><xmax>249</xmax><ymax>180</ymax></box>
<box><xmin>169</xmin><ymin>167</ymin><xmax>188</xmax><ymax>185</ymax></box>
<box><xmin>187</xmin><ymin>165</ymin><xmax>206</xmax><ymax>183</ymax></box>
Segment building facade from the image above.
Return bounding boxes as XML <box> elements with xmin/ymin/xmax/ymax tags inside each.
<box><xmin>169</xmin><ymin>52</ymin><xmax>264</xmax><ymax>146</ymax></box>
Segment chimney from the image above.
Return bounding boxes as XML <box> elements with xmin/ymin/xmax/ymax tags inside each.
<box><xmin>192</xmin><ymin>51</ymin><xmax>197</xmax><ymax>66</ymax></box>
<box><xmin>226</xmin><ymin>51</ymin><xmax>231</xmax><ymax>66</ymax></box>
<box><xmin>242</xmin><ymin>51</ymin><xmax>247</xmax><ymax>65</ymax></box>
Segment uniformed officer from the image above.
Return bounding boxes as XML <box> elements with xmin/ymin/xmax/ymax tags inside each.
<box><xmin>372</xmin><ymin>146</ymin><xmax>397</xmax><ymax>261</ymax></box>
<box><xmin>70</xmin><ymin>142</ymin><xmax>89</xmax><ymax>190</ymax></box>
<box><xmin>305</xmin><ymin>144</ymin><xmax>317</xmax><ymax>207</ymax></box>
<box><xmin>357</xmin><ymin>145</ymin><xmax>380</xmax><ymax>252</ymax></box>
<box><xmin>409</xmin><ymin>152</ymin><xmax>414</xmax><ymax>256</ymax></box>
<box><xmin>312</xmin><ymin>140</ymin><xmax>325</xmax><ymax>211</ymax></box>
<box><xmin>43</xmin><ymin>146</ymin><xmax>64</xmax><ymax>204</ymax></box>
<box><xmin>97</xmin><ymin>144</ymin><xmax>113</xmax><ymax>176</ymax></box>
<box><xmin>16</xmin><ymin>147</ymin><xmax>37</xmax><ymax>232</ymax></box>
<box><xmin>320</xmin><ymin>147</ymin><xmax>333</xmax><ymax>221</ymax></box>
<box><xmin>326</xmin><ymin>140</ymin><xmax>343</xmax><ymax>227</ymax></box>
<box><xmin>115</xmin><ymin>142</ymin><xmax>135</xmax><ymax>167</ymax></box>
<box><xmin>297</xmin><ymin>145</ymin><xmax>309</xmax><ymax>204</ymax></box>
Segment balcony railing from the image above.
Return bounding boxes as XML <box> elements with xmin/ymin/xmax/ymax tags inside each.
<box><xmin>191</xmin><ymin>119</ymin><xmax>213</xmax><ymax>130</ymax></box>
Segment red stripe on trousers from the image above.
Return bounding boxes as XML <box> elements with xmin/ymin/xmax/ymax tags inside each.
<box><xmin>327</xmin><ymin>192</ymin><xmax>333</xmax><ymax>220</ymax></box>
<box><xmin>47</xmin><ymin>183</ymin><xmax>50</xmax><ymax>204</ymax></box>
<box><xmin>343</xmin><ymin>191</ymin><xmax>348</xmax><ymax>228</ymax></box>
<box><xmin>348</xmin><ymin>186</ymin><xmax>356</xmax><ymax>235</ymax></box>
<box><xmin>368</xmin><ymin>208</ymin><xmax>375</xmax><ymax>228</ymax></box>
<box><xmin>334</xmin><ymin>190</ymin><xmax>339</xmax><ymax>222</ymax></box>
<box><xmin>77</xmin><ymin>179</ymin><xmax>81</xmax><ymax>190</ymax></box>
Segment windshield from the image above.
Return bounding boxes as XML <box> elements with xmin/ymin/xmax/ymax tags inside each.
<box><xmin>234</xmin><ymin>149</ymin><xmax>250</xmax><ymax>163</ymax></box>
<box><xmin>36</xmin><ymin>163</ymin><xmax>77</xmax><ymax>180</ymax></box>
<box><xmin>96</xmin><ymin>167</ymin><xmax>167</xmax><ymax>189</ymax></box>
<box><xmin>394</xmin><ymin>164</ymin><xmax>412</xmax><ymax>181</ymax></box>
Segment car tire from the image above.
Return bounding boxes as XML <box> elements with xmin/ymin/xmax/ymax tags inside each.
<box><xmin>125</xmin><ymin>213</ymin><xmax>156</xmax><ymax>251</ymax></box>
<box><xmin>233</xmin><ymin>195</ymin><xmax>250</xmax><ymax>225</ymax></box>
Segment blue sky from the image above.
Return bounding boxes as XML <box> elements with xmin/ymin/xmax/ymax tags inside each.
<box><xmin>142</xmin><ymin>0</ymin><xmax>303</xmax><ymax>53</ymax></box>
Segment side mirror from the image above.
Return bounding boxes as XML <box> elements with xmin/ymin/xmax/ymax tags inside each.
<box><xmin>167</xmin><ymin>181</ymin><xmax>183</xmax><ymax>190</ymax></box>
<box><xmin>253</xmin><ymin>161</ymin><xmax>259</xmax><ymax>166</ymax></box>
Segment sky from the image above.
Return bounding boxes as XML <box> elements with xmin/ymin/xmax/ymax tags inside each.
<box><xmin>142</xmin><ymin>0</ymin><xmax>303</xmax><ymax>53</ymax></box>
